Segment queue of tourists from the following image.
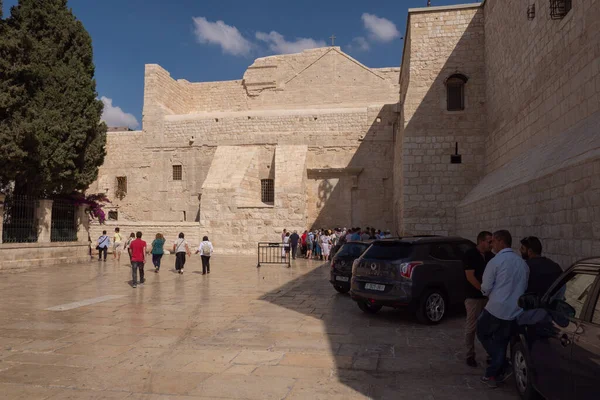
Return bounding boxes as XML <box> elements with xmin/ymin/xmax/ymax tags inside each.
<box><xmin>95</xmin><ymin>228</ymin><xmax>214</xmax><ymax>288</ymax></box>
<box><xmin>280</xmin><ymin>226</ymin><xmax>392</xmax><ymax>261</ymax></box>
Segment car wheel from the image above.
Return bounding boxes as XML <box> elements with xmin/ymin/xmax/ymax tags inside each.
<box><xmin>357</xmin><ymin>301</ymin><xmax>382</xmax><ymax>314</ymax></box>
<box><xmin>512</xmin><ymin>341</ymin><xmax>541</xmax><ymax>400</ymax></box>
<box><xmin>416</xmin><ymin>289</ymin><xmax>446</xmax><ymax>324</ymax></box>
<box><xmin>333</xmin><ymin>285</ymin><xmax>349</xmax><ymax>294</ymax></box>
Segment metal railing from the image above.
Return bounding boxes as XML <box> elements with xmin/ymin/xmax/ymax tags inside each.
<box><xmin>257</xmin><ymin>242</ymin><xmax>291</xmax><ymax>268</ymax></box>
<box><xmin>51</xmin><ymin>199</ymin><xmax>77</xmax><ymax>242</ymax></box>
<box><xmin>2</xmin><ymin>195</ymin><xmax>38</xmax><ymax>243</ymax></box>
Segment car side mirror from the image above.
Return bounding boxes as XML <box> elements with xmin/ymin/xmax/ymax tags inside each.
<box><xmin>550</xmin><ymin>299</ymin><xmax>576</xmax><ymax>319</ymax></box>
<box><xmin>518</xmin><ymin>293</ymin><xmax>541</xmax><ymax>310</ymax></box>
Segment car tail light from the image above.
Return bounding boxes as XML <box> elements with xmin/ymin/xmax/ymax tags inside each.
<box><xmin>400</xmin><ymin>262</ymin><xmax>422</xmax><ymax>279</ymax></box>
<box><xmin>330</xmin><ymin>259</ymin><xmax>335</xmax><ymax>269</ymax></box>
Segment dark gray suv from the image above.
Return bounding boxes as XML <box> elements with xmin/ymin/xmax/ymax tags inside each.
<box><xmin>350</xmin><ymin>236</ymin><xmax>475</xmax><ymax>324</ymax></box>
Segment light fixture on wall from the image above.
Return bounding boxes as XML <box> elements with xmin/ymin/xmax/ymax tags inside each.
<box><xmin>450</xmin><ymin>142</ymin><xmax>462</xmax><ymax>164</ymax></box>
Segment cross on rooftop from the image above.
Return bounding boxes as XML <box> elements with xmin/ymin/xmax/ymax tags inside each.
<box><xmin>329</xmin><ymin>34</ymin><xmax>336</xmax><ymax>46</ymax></box>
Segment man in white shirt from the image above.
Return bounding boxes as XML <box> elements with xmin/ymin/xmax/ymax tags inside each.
<box><xmin>195</xmin><ymin>235</ymin><xmax>214</xmax><ymax>275</ymax></box>
<box><xmin>477</xmin><ymin>230</ymin><xmax>529</xmax><ymax>388</ymax></box>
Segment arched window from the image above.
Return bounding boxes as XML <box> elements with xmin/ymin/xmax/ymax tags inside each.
<box><xmin>446</xmin><ymin>74</ymin><xmax>468</xmax><ymax>111</ymax></box>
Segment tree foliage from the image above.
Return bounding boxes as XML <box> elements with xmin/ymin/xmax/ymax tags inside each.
<box><xmin>0</xmin><ymin>0</ymin><xmax>106</xmax><ymax>197</ymax></box>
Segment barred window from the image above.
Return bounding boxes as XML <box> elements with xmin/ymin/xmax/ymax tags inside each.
<box><xmin>261</xmin><ymin>179</ymin><xmax>274</xmax><ymax>204</ymax></box>
<box><xmin>108</xmin><ymin>211</ymin><xmax>118</xmax><ymax>221</ymax></box>
<box><xmin>446</xmin><ymin>74</ymin><xmax>468</xmax><ymax>111</ymax></box>
<box><xmin>116</xmin><ymin>176</ymin><xmax>127</xmax><ymax>199</ymax></box>
<box><xmin>550</xmin><ymin>0</ymin><xmax>572</xmax><ymax>19</ymax></box>
<box><xmin>173</xmin><ymin>165</ymin><xmax>182</xmax><ymax>181</ymax></box>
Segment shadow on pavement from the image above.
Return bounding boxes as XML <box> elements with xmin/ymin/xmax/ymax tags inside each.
<box><xmin>260</xmin><ymin>262</ymin><xmax>517</xmax><ymax>399</ymax></box>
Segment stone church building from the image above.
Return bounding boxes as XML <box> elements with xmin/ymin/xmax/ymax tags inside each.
<box><xmin>92</xmin><ymin>0</ymin><xmax>600</xmax><ymax>264</ymax></box>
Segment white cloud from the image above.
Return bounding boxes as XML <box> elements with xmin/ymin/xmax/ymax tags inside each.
<box><xmin>100</xmin><ymin>97</ymin><xmax>139</xmax><ymax>129</ymax></box>
<box><xmin>192</xmin><ymin>16</ymin><xmax>252</xmax><ymax>56</ymax></box>
<box><xmin>256</xmin><ymin>31</ymin><xmax>326</xmax><ymax>54</ymax></box>
<box><xmin>348</xmin><ymin>36</ymin><xmax>370</xmax><ymax>52</ymax></box>
<box><xmin>361</xmin><ymin>13</ymin><xmax>400</xmax><ymax>42</ymax></box>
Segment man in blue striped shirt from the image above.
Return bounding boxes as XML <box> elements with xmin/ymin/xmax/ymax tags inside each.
<box><xmin>477</xmin><ymin>230</ymin><xmax>529</xmax><ymax>388</ymax></box>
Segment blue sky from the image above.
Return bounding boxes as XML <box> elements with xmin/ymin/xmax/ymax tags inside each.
<box><xmin>3</xmin><ymin>0</ymin><xmax>479</xmax><ymax>128</ymax></box>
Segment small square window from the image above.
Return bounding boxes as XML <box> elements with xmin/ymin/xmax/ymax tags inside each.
<box><xmin>107</xmin><ymin>211</ymin><xmax>118</xmax><ymax>221</ymax></box>
<box><xmin>261</xmin><ymin>179</ymin><xmax>274</xmax><ymax>204</ymax></box>
<box><xmin>173</xmin><ymin>165</ymin><xmax>182</xmax><ymax>181</ymax></box>
<box><xmin>550</xmin><ymin>0</ymin><xmax>572</xmax><ymax>19</ymax></box>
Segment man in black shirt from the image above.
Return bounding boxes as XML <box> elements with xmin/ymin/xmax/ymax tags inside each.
<box><xmin>464</xmin><ymin>231</ymin><xmax>494</xmax><ymax>368</ymax></box>
<box><xmin>520</xmin><ymin>236</ymin><xmax>563</xmax><ymax>297</ymax></box>
<box><xmin>289</xmin><ymin>230</ymin><xmax>300</xmax><ymax>260</ymax></box>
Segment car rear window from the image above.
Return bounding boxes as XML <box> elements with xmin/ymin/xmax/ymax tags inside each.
<box><xmin>336</xmin><ymin>243</ymin><xmax>369</xmax><ymax>258</ymax></box>
<box><xmin>362</xmin><ymin>242</ymin><xmax>413</xmax><ymax>260</ymax></box>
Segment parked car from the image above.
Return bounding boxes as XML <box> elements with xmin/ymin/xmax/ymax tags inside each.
<box><xmin>329</xmin><ymin>241</ymin><xmax>372</xmax><ymax>294</ymax></box>
<box><xmin>512</xmin><ymin>257</ymin><xmax>600</xmax><ymax>400</ymax></box>
<box><xmin>349</xmin><ymin>236</ymin><xmax>475</xmax><ymax>324</ymax></box>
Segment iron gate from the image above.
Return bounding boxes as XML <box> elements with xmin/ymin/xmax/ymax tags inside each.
<box><xmin>257</xmin><ymin>242</ymin><xmax>291</xmax><ymax>268</ymax></box>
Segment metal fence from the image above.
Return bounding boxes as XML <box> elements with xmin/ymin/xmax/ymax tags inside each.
<box><xmin>257</xmin><ymin>242</ymin><xmax>291</xmax><ymax>268</ymax></box>
<box><xmin>51</xmin><ymin>199</ymin><xmax>77</xmax><ymax>242</ymax></box>
<box><xmin>2</xmin><ymin>195</ymin><xmax>38</xmax><ymax>243</ymax></box>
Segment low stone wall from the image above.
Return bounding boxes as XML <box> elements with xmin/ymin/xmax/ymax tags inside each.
<box><xmin>89</xmin><ymin>221</ymin><xmax>204</xmax><ymax>253</ymax></box>
<box><xmin>0</xmin><ymin>242</ymin><xmax>90</xmax><ymax>272</ymax></box>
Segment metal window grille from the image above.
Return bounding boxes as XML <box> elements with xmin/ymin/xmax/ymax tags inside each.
<box><xmin>50</xmin><ymin>199</ymin><xmax>77</xmax><ymax>242</ymax></box>
<box><xmin>446</xmin><ymin>78</ymin><xmax>465</xmax><ymax>111</ymax></box>
<box><xmin>116</xmin><ymin>176</ymin><xmax>127</xmax><ymax>199</ymax></box>
<box><xmin>550</xmin><ymin>0</ymin><xmax>572</xmax><ymax>19</ymax></box>
<box><xmin>107</xmin><ymin>211</ymin><xmax>118</xmax><ymax>220</ymax></box>
<box><xmin>2</xmin><ymin>195</ymin><xmax>38</xmax><ymax>243</ymax></box>
<box><xmin>261</xmin><ymin>179</ymin><xmax>274</xmax><ymax>204</ymax></box>
<box><xmin>173</xmin><ymin>165</ymin><xmax>183</xmax><ymax>181</ymax></box>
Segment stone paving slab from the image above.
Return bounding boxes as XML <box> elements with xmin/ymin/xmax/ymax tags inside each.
<box><xmin>0</xmin><ymin>255</ymin><xmax>517</xmax><ymax>399</ymax></box>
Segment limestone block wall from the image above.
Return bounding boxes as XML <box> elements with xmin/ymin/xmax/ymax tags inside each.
<box><xmin>483</xmin><ymin>0</ymin><xmax>600</xmax><ymax>171</ymax></box>
<box><xmin>396</xmin><ymin>5</ymin><xmax>487</xmax><ymax>235</ymax></box>
<box><xmin>89</xmin><ymin>130</ymin><xmax>212</xmax><ymax>222</ymax></box>
<box><xmin>455</xmin><ymin>1</ymin><xmax>600</xmax><ymax>265</ymax></box>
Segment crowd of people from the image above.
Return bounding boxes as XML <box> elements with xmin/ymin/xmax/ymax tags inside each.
<box><xmin>281</xmin><ymin>226</ymin><xmax>392</xmax><ymax>261</ymax></box>
<box><xmin>95</xmin><ymin>228</ymin><xmax>214</xmax><ymax>288</ymax></box>
<box><xmin>463</xmin><ymin>230</ymin><xmax>563</xmax><ymax>388</ymax></box>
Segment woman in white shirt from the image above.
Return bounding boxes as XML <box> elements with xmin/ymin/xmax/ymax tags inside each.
<box><xmin>195</xmin><ymin>236</ymin><xmax>214</xmax><ymax>275</ymax></box>
<box><xmin>172</xmin><ymin>232</ymin><xmax>191</xmax><ymax>274</ymax></box>
<box><xmin>321</xmin><ymin>231</ymin><xmax>332</xmax><ymax>260</ymax></box>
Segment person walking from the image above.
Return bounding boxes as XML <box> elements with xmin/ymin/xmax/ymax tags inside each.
<box><xmin>282</xmin><ymin>232</ymin><xmax>291</xmax><ymax>260</ymax></box>
<box><xmin>128</xmin><ymin>231</ymin><xmax>147</xmax><ymax>288</ymax></box>
<box><xmin>463</xmin><ymin>231</ymin><xmax>494</xmax><ymax>368</ymax></box>
<box><xmin>151</xmin><ymin>233</ymin><xmax>166</xmax><ymax>273</ymax></box>
<box><xmin>97</xmin><ymin>230</ymin><xmax>110</xmax><ymax>261</ymax></box>
<box><xmin>196</xmin><ymin>236</ymin><xmax>214</xmax><ymax>274</ymax></box>
<box><xmin>112</xmin><ymin>227</ymin><xmax>123</xmax><ymax>262</ymax></box>
<box><xmin>172</xmin><ymin>232</ymin><xmax>191</xmax><ymax>274</ymax></box>
<box><xmin>519</xmin><ymin>236</ymin><xmax>563</xmax><ymax>297</ymax></box>
<box><xmin>125</xmin><ymin>232</ymin><xmax>135</xmax><ymax>266</ymax></box>
<box><xmin>477</xmin><ymin>230</ymin><xmax>529</xmax><ymax>388</ymax></box>
<box><xmin>289</xmin><ymin>230</ymin><xmax>300</xmax><ymax>260</ymax></box>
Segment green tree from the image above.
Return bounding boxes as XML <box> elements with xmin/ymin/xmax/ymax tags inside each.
<box><xmin>0</xmin><ymin>0</ymin><xmax>106</xmax><ymax>197</ymax></box>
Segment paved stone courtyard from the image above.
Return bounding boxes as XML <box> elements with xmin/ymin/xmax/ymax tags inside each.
<box><xmin>0</xmin><ymin>255</ymin><xmax>517</xmax><ymax>399</ymax></box>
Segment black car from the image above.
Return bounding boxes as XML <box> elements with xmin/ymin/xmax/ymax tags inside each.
<box><xmin>512</xmin><ymin>257</ymin><xmax>600</xmax><ymax>400</ymax></box>
<box><xmin>329</xmin><ymin>241</ymin><xmax>371</xmax><ymax>294</ymax></box>
<box><xmin>350</xmin><ymin>236</ymin><xmax>475</xmax><ymax>324</ymax></box>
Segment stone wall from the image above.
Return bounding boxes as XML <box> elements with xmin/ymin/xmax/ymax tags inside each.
<box><xmin>483</xmin><ymin>0</ymin><xmax>600</xmax><ymax>172</ymax></box>
<box><xmin>454</xmin><ymin>0</ymin><xmax>600</xmax><ymax>266</ymax></box>
<box><xmin>396</xmin><ymin>5</ymin><xmax>487</xmax><ymax>235</ymax></box>
<box><xmin>0</xmin><ymin>242</ymin><xmax>90</xmax><ymax>272</ymax></box>
<box><xmin>95</xmin><ymin>47</ymin><xmax>400</xmax><ymax>252</ymax></box>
